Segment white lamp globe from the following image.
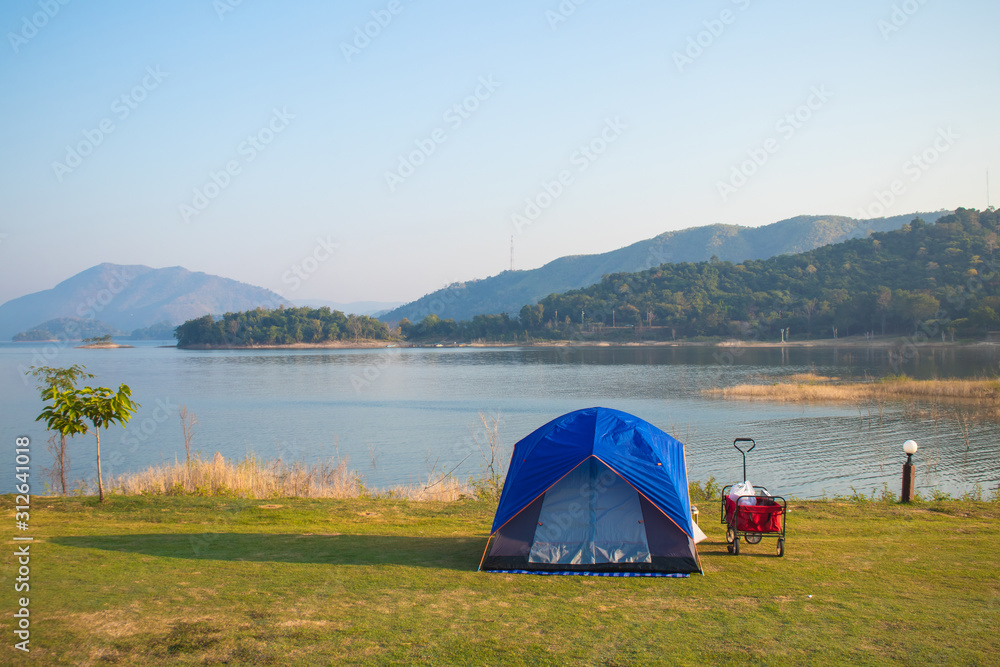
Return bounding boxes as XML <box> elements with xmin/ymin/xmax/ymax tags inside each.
<box><xmin>903</xmin><ymin>440</ymin><xmax>919</xmax><ymax>455</ymax></box>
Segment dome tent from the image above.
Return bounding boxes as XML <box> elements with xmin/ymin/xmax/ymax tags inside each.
<box><xmin>479</xmin><ymin>407</ymin><xmax>702</xmax><ymax>576</ymax></box>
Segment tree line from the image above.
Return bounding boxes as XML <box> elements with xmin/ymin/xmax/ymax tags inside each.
<box><xmin>174</xmin><ymin>306</ymin><xmax>393</xmax><ymax>347</ymax></box>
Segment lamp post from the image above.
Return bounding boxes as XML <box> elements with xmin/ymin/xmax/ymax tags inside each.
<box><xmin>901</xmin><ymin>439</ymin><xmax>918</xmax><ymax>502</ymax></box>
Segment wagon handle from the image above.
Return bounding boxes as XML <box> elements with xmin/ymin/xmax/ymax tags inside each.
<box><xmin>733</xmin><ymin>438</ymin><xmax>755</xmax><ymax>482</ymax></box>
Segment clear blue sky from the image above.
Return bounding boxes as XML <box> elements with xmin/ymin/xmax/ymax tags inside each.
<box><xmin>1</xmin><ymin>0</ymin><xmax>997</xmax><ymax>306</ymax></box>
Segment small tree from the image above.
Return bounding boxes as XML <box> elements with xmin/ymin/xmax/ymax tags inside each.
<box><xmin>28</xmin><ymin>365</ymin><xmax>93</xmax><ymax>495</ymax></box>
<box><xmin>35</xmin><ymin>389</ymin><xmax>89</xmax><ymax>495</ymax></box>
<box><xmin>471</xmin><ymin>411</ymin><xmax>508</xmax><ymax>503</ymax></box>
<box><xmin>37</xmin><ymin>384</ymin><xmax>139</xmax><ymax>502</ymax></box>
<box><xmin>78</xmin><ymin>385</ymin><xmax>140</xmax><ymax>502</ymax></box>
<box><xmin>179</xmin><ymin>405</ymin><xmax>198</xmax><ymax>462</ymax></box>
<box><xmin>347</xmin><ymin>315</ymin><xmax>363</xmax><ymax>344</ymax></box>
<box><xmin>876</xmin><ymin>287</ymin><xmax>892</xmax><ymax>336</ymax></box>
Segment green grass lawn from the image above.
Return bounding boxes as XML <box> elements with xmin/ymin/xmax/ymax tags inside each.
<box><xmin>4</xmin><ymin>496</ymin><xmax>999</xmax><ymax>666</ymax></box>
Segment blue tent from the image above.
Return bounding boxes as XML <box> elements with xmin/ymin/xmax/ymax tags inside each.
<box><xmin>479</xmin><ymin>407</ymin><xmax>702</xmax><ymax>576</ymax></box>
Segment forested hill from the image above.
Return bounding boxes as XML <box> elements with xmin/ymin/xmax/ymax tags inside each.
<box><xmin>381</xmin><ymin>211</ymin><xmax>950</xmax><ymax>324</ymax></box>
<box><xmin>401</xmin><ymin>208</ymin><xmax>1000</xmax><ymax>342</ymax></box>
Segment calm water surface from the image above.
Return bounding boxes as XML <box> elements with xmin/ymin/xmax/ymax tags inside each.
<box><xmin>2</xmin><ymin>341</ymin><xmax>998</xmax><ymax>498</ymax></box>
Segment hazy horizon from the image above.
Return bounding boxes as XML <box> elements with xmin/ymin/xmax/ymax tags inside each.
<box><xmin>0</xmin><ymin>208</ymin><xmax>956</xmax><ymax>307</ymax></box>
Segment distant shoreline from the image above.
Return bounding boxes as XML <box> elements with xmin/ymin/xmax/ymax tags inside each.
<box><xmin>507</xmin><ymin>338</ymin><xmax>996</xmax><ymax>350</ymax></box>
<box><xmin>178</xmin><ymin>340</ymin><xmax>396</xmax><ymax>350</ymax></box>
<box><xmin>173</xmin><ymin>336</ymin><xmax>999</xmax><ymax>351</ymax></box>
<box><xmin>75</xmin><ymin>343</ymin><xmax>135</xmax><ymax>349</ymax></box>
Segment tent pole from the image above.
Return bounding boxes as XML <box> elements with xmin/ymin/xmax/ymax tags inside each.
<box><xmin>477</xmin><ymin>535</ymin><xmax>493</xmax><ymax>572</ymax></box>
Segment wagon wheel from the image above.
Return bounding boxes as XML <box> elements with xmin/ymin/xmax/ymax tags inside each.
<box><xmin>725</xmin><ymin>527</ymin><xmax>736</xmax><ymax>544</ymax></box>
<box><xmin>745</xmin><ymin>533</ymin><xmax>762</xmax><ymax>545</ymax></box>
<box><xmin>727</xmin><ymin>544</ymin><xmax>734</xmax><ymax>554</ymax></box>
<box><xmin>732</xmin><ymin>538</ymin><xmax>740</xmax><ymax>556</ymax></box>
<box><xmin>776</xmin><ymin>539</ymin><xmax>785</xmax><ymax>557</ymax></box>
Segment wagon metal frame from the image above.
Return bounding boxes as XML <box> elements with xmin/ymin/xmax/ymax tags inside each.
<box><xmin>719</xmin><ymin>438</ymin><xmax>787</xmax><ymax>557</ymax></box>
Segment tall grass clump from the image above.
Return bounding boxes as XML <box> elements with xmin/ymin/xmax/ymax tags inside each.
<box><xmin>833</xmin><ymin>483</ymin><xmax>898</xmax><ymax>504</ymax></box>
<box><xmin>705</xmin><ymin>374</ymin><xmax>1000</xmax><ymax>421</ymax></box>
<box><xmin>386</xmin><ymin>475</ymin><xmax>474</xmax><ymax>502</ymax></box>
<box><xmin>110</xmin><ymin>452</ymin><xmax>363</xmax><ymax>499</ymax></box>
<box><xmin>110</xmin><ymin>451</ymin><xmax>480</xmax><ymax>501</ymax></box>
<box><xmin>707</xmin><ymin>375</ymin><xmax>1000</xmax><ymax>402</ymax></box>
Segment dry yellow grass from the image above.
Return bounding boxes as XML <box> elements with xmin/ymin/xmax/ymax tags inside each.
<box><xmin>109</xmin><ymin>452</ymin><xmax>363</xmax><ymax>498</ymax></box>
<box><xmin>393</xmin><ymin>475</ymin><xmax>472</xmax><ymax>502</ymax></box>
<box><xmin>109</xmin><ymin>452</ymin><xmax>475</xmax><ymax>501</ymax></box>
<box><xmin>783</xmin><ymin>372</ymin><xmax>840</xmax><ymax>383</ymax></box>
<box><xmin>707</xmin><ymin>376</ymin><xmax>1000</xmax><ymax>402</ymax></box>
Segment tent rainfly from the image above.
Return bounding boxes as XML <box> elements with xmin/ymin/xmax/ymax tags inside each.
<box><xmin>479</xmin><ymin>407</ymin><xmax>703</xmax><ymax>577</ymax></box>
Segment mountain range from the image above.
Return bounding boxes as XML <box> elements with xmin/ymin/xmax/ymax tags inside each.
<box><xmin>0</xmin><ymin>263</ymin><xmax>290</xmax><ymax>341</ymax></box>
<box><xmin>1</xmin><ymin>211</ymin><xmax>952</xmax><ymax>340</ymax></box>
<box><xmin>379</xmin><ymin>211</ymin><xmax>951</xmax><ymax>323</ymax></box>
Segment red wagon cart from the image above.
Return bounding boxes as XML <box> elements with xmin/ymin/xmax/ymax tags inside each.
<box><xmin>720</xmin><ymin>438</ymin><xmax>786</xmax><ymax>557</ymax></box>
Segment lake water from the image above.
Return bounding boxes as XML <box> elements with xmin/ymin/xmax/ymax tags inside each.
<box><xmin>2</xmin><ymin>341</ymin><xmax>999</xmax><ymax>498</ymax></box>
